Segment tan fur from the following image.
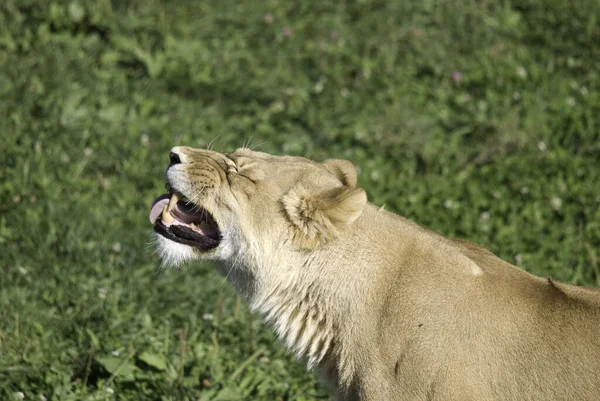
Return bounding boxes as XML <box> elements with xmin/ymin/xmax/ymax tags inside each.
<box><xmin>154</xmin><ymin>147</ymin><xmax>600</xmax><ymax>401</ymax></box>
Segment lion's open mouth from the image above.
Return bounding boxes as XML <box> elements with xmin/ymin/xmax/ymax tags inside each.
<box><xmin>149</xmin><ymin>193</ymin><xmax>221</xmax><ymax>251</ymax></box>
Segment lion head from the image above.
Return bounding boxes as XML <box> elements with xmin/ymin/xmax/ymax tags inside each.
<box><xmin>150</xmin><ymin>147</ymin><xmax>367</xmax><ymax>269</ymax></box>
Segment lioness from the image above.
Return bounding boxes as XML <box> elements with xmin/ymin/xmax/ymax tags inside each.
<box><xmin>150</xmin><ymin>147</ymin><xmax>600</xmax><ymax>401</ymax></box>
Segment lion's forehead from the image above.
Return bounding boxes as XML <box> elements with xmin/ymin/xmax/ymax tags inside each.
<box><xmin>226</xmin><ymin>150</ymin><xmax>322</xmax><ymax>178</ymax></box>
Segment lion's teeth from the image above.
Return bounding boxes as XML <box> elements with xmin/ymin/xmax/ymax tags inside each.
<box><xmin>167</xmin><ymin>193</ymin><xmax>180</xmax><ymax>212</ymax></box>
<box><xmin>161</xmin><ymin>193</ymin><xmax>179</xmax><ymax>223</ymax></box>
<box><xmin>162</xmin><ymin>207</ymin><xmax>174</xmax><ymax>223</ymax></box>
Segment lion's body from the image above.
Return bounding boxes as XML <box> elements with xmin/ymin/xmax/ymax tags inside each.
<box><xmin>317</xmin><ymin>206</ymin><xmax>600</xmax><ymax>400</ymax></box>
<box><xmin>152</xmin><ymin>147</ymin><xmax>600</xmax><ymax>400</ymax></box>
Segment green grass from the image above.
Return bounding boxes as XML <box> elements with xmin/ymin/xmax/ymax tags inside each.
<box><xmin>1</xmin><ymin>0</ymin><xmax>599</xmax><ymax>399</ymax></box>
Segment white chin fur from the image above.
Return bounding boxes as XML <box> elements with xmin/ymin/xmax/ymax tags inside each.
<box><xmin>153</xmin><ymin>233</ymin><xmax>198</xmax><ymax>267</ymax></box>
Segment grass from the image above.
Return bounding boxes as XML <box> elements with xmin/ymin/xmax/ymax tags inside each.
<box><xmin>1</xmin><ymin>0</ymin><xmax>599</xmax><ymax>399</ymax></box>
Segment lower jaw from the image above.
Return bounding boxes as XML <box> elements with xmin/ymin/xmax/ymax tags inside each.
<box><xmin>153</xmin><ymin>220</ymin><xmax>220</xmax><ymax>251</ymax></box>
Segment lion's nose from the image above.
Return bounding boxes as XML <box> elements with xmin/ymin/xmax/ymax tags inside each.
<box><xmin>169</xmin><ymin>151</ymin><xmax>182</xmax><ymax>166</ymax></box>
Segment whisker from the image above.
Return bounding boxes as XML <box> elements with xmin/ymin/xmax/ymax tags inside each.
<box><xmin>249</xmin><ymin>140</ymin><xmax>268</xmax><ymax>151</ymax></box>
<box><xmin>207</xmin><ymin>135</ymin><xmax>221</xmax><ymax>151</ymax></box>
<box><xmin>219</xmin><ymin>252</ymin><xmax>241</xmax><ymax>292</ymax></box>
<box><xmin>243</xmin><ymin>136</ymin><xmax>257</xmax><ymax>150</ymax></box>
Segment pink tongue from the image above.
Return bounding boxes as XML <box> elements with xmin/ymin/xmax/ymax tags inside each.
<box><xmin>149</xmin><ymin>194</ymin><xmax>170</xmax><ymax>224</ymax></box>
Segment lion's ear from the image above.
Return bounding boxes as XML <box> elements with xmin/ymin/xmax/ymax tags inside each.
<box><xmin>323</xmin><ymin>159</ymin><xmax>358</xmax><ymax>187</ymax></box>
<box><xmin>282</xmin><ymin>180</ymin><xmax>367</xmax><ymax>250</ymax></box>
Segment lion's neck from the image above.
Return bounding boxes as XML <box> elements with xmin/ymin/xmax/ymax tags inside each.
<box><xmin>222</xmin><ymin>212</ymin><xmax>390</xmax><ymax>387</ymax></box>
<box><xmin>237</xmin><ymin>246</ymin><xmax>373</xmax><ymax>388</ymax></box>
<box><xmin>251</xmin><ymin>274</ymin><xmax>336</xmax><ymax>368</ymax></box>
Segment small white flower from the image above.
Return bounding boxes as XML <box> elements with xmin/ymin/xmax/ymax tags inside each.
<box><xmin>15</xmin><ymin>392</ymin><xmax>24</xmax><ymax>400</ymax></box>
<box><xmin>271</xmin><ymin>101</ymin><xmax>285</xmax><ymax>113</ymax></box>
<box><xmin>340</xmin><ymin>88</ymin><xmax>349</xmax><ymax>98</ymax></box>
<box><xmin>39</xmin><ymin>395</ymin><xmax>47</xmax><ymax>401</ymax></box>
<box><xmin>111</xmin><ymin>242</ymin><xmax>121</xmax><ymax>253</ymax></box>
<box><xmin>516</xmin><ymin>66</ymin><xmax>527</xmax><ymax>78</ymax></box>
<box><xmin>98</xmin><ymin>288</ymin><xmax>107</xmax><ymax>300</ymax></box>
<box><xmin>566</xmin><ymin>97</ymin><xmax>576</xmax><ymax>107</ymax></box>
<box><xmin>514</xmin><ymin>254</ymin><xmax>523</xmax><ymax>265</ymax></box>
<box><xmin>314</xmin><ymin>80</ymin><xmax>325</xmax><ymax>94</ymax></box>
<box><xmin>512</xmin><ymin>91</ymin><xmax>521</xmax><ymax>101</ymax></box>
<box><xmin>580</xmin><ymin>86</ymin><xmax>588</xmax><ymax>96</ymax></box>
<box><xmin>550</xmin><ymin>197</ymin><xmax>562</xmax><ymax>211</ymax></box>
<box><xmin>98</xmin><ymin>176</ymin><xmax>111</xmax><ymax>190</ymax></box>
<box><xmin>202</xmin><ymin>313</ymin><xmax>214</xmax><ymax>321</ymax></box>
<box><xmin>443</xmin><ymin>199</ymin><xmax>455</xmax><ymax>209</ymax></box>
<box><xmin>520</xmin><ymin>187</ymin><xmax>529</xmax><ymax>195</ymax></box>
<box><xmin>105</xmin><ymin>387</ymin><xmax>114</xmax><ymax>394</ymax></box>
<box><xmin>111</xmin><ymin>350</ymin><xmax>120</xmax><ymax>356</ymax></box>
<box><xmin>537</xmin><ymin>141</ymin><xmax>547</xmax><ymax>152</ymax></box>
<box><xmin>141</xmin><ymin>134</ymin><xmax>150</xmax><ymax>146</ymax></box>
<box><xmin>479</xmin><ymin>211</ymin><xmax>490</xmax><ymax>222</ymax></box>
<box><xmin>84</xmin><ymin>147</ymin><xmax>93</xmax><ymax>156</ymax></box>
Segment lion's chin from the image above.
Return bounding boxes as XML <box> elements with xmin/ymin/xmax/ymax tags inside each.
<box><xmin>153</xmin><ymin>234</ymin><xmax>200</xmax><ymax>267</ymax></box>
